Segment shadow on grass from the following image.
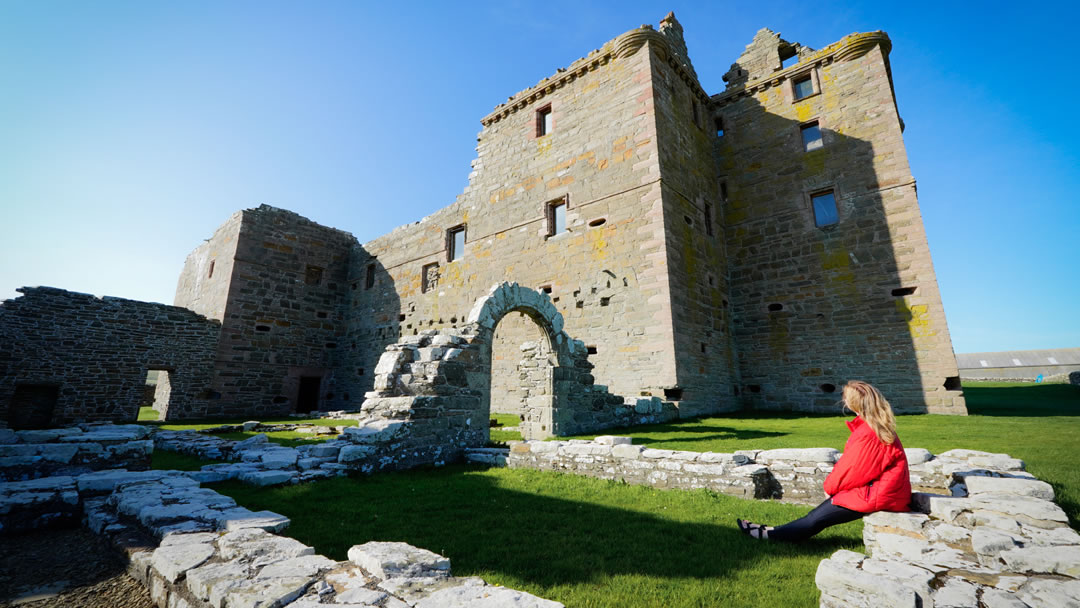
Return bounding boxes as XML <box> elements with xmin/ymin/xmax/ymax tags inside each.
<box><xmin>963</xmin><ymin>383</ymin><xmax>1080</xmax><ymax>417</ymax></box>
<box><xmin>211</xmin><ymin>465</ymin><xmax>858</xmax><ymax>595</ymax></box>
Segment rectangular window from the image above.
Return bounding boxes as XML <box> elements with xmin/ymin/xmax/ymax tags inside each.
<box><xmin>801</xmin><ymin>121</ymin><xmax>823</xmax><ymax>151</ymax></box>
<box><xmin>793</xmin><ymin>74</ymin><xmax>814</xmax><ymax>100</ymax></box>
<box><xmin>715</xmin><ymin>117</ymin><xmax>724</xmax><ymax>138</ymax></box>
<box><xmin>447</xmin><ymin>225</ymin><xmax>466</xmax><ymax>262</ymax></box>
<box><xmin>536</xmin><ymin>105</ymin><xmax>552</xmax><ymax>137</ymax></box>
<box><xmin>304</xmin><ymin>265</ymin><xmax>323</xmax><ymax>286</ymax></box>
<box><xmin>704</xmin><ymin>203</ymin><xmax>714</xmax><ymax>237</ymax></box>
<box><xmin>547</xmin><ymin>197</ymin><xmax>567</xmax><ymax>236</ymax></box>
<box><xmin>207</xmin><ymin>260</ymin><xmax>215</xmax><ymax>279</ymax></box>
<box><xmin>692</xmin><ymin>100</ymin><xmax>700</xmax><ymax>128</ymax></box>
<box><xmin>811</xmin><ymin>191</ymin><xmax>839</xmax><ymax>227</ymax></box>
<box><xmin>365</xmin><ymin>263</ymin><xmax>375</xmax><ymax>289</ymax></box>
<box><xmin>720</xmin><ymin>180</ymin><xmax>728</xmax><ymax>202</ymax></box>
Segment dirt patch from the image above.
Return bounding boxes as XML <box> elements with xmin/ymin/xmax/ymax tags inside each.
<box><xmin>0</xmin><ymin>527</ymin><xmax>154</xmax><ymax>608</ymax></box>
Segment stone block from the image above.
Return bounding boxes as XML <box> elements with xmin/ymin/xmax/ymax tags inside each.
<box><xmin>151</xmin><ymin>539</ymin><xmax>215</xmax><ymax>583</ymax></box>
<box><xmin>415</xmin><ymin>584</ymin><xmax>565</xmax><ymax>607</ymax></box>
<box><xmin>904</xmin><ymin>448</ymin><xmax>933</xmax><ymax>465</ymax></box>
<box><xmin>999</xmin><ymin>545</ymin><xmax>1080</xmax><ymax>577</ymax></box>
<box><xmin>965</xmin><ymin>476</ymin><xmax>1055</xmax><ymax>500</ymax></box>
<box><xmin>593</xmin><ymin>436</ymin><xmax>632</xmax><ymax>446</ymax></box>
<box><xmin>347</xmin><ymin>541</ymin><xmax>451</xmax><ymax>580</ymax></box>
<box><xmin>338</xmin><ymin>445</ymin><xmax>375</xmax><ymax>463</ymax></box>
<box><xmin>239</xmin><ymin>470</ymin><xmax>293</xmax><ymax>486</ymax></box>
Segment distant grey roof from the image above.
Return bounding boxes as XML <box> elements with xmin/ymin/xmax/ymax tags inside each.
<box><xmin>956</xmin><ymin>348</ymin><xmax>1080</xmax><ymax>369</ymax></box>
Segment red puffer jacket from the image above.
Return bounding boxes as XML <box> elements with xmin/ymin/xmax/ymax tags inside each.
<box><xmin>823</xmin><ymin>416</ymin><xmax>911</xmax><ymax>513</ymax></box>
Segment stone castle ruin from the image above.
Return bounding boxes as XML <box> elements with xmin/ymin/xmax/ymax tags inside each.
<box><xmin>1</xmin><ymin>14</ymin><xmax>967</xmax><ymax>441</ymax></box>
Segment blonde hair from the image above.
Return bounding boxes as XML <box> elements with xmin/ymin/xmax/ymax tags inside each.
<box><xmin>842</xmin><ymin>380</ymin><xmax>897</xmax><ymax>444</ymax></box>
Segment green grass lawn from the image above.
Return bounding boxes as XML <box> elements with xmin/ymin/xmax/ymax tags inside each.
<box><xmin>208</xmin><ymin>381</ymin><xmax>1079</xmax><ymax>608</ymax></box>
<box><xmin>213</xmin><ymin>466</ymin><xmax>862</xmax><ymax>608</ymax></box>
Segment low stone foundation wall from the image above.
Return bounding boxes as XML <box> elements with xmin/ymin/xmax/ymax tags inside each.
<box><xmin>2</xmin><ymin>464</ymin><xmax>563</xmax><ymax>607</ymax></box>
<box><xmin>817</xmin><ymin>474</ymin><xmax>1079</xmax><ymax>607</ymax></box>
<box><xmin>0</xmin><ymin>423</ymin><xmax>152</xmax><ymax>482</ymax></box>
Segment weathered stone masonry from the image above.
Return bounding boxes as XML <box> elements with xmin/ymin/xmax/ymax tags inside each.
<box><xmin>2</xmin><ymin>14</ymin><xmax>967</xmax><ymax>425</ymax></box>
<box><xmin>0</xmin><ymin>287</ymin><xmax>219</xmax><ymax>425</ymax></box>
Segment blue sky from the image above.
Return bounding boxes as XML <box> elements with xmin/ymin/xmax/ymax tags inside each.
<box><xmin>1</xmin><ymin>1</ymin><xmax>1077</xmax><ymax>354</ymax></box>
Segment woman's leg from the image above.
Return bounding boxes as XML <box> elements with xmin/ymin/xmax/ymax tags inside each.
<box><xmin>765</xmin><ymin>498</ymin><xmax>863</xmax><ymax>543</ymax></box>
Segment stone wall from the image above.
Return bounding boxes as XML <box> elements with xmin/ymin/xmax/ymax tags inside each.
<box><xmin>0</xmin><ymin>287</ymin><xmax>220</xmax><ymax>424</ymax></box>
<box><xmin>712</xmin><ymin>31</ymin><xmax>965</xmax><ymax>414</ymax></box>
<box><xmin>339</xmin><ymin>23</ymin><xmax>690</xmax><ymax>418</ymax></box>
<box><xmin>2</xmin><ymin>464</ymin><xmax>563</xmax><ymax>606</ymax></box>
<box><xmin>0</xmin><ymin>424</ymin><xmax>152</xmax><ymax>482</ymax></box>
<box><xmin>178</xmin><ymin>206</ymin><xmax>362</xmax><ymax>417</ymax></box>
<box><xmin>817</xmin><ymin>453</ymin><xmax>1079</xmax><ymax>607</ymax></box>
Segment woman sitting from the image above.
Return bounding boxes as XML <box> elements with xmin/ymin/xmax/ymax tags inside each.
<box><xmin>737</xmin><ymin>380</ymin><xmax>911</xmax><ymax>542</ymax></box>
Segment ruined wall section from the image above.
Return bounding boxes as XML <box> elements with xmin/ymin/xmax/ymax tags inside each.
<box><xmin>713</xmin><ymin>33</ymin><xmax>964</xmax><ymax>414</ymax></box>
<box><xmin>209</xmin><ymin>206</ymin><xmax>359</xmax><ymax>416</ymax></box>
<box><xmin>173</xmin><ymin>211</ymin><xmax>243</xmax><ymax>322</ymax></box>
<box><xmin>651</xmin><ymin>21</ymin><xmax>740</xmax><ymax>415</ymax></box>
<box><xmin>0</xmin><ymin>287</ymin><xmax>219</xmax><ymax>425</ymax></box>
<box><xmin>344</xmin><ymin>28</ymin><xmax>679</xmax><ymax>407</ymax></box>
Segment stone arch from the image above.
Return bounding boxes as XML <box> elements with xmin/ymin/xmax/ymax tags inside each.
<box><xmin>466</xmin><ymin>283</ymin><xmax>583</xmax><ymax>439</ymax></box>
<box><xmin>466</xmin><ymin>282</ymin><xmax>576</xmax><ymax>367</ymax></box>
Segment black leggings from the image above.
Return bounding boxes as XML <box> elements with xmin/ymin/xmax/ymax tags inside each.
<box><xmin>768</xmin><ymin>497</ymin><xmax>863</xmax><ymax>542</ymax></box>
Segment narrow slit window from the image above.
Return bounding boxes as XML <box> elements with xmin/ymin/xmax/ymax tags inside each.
<box><xmin>811</xmin><ymin>191</ymin><xmax>839</xmax><ymax>227</ymax></box>
<box><xmin>207</xmin><ymin>260</ymin><xmax>215</xmax><ymax>279</ymax></box>
<box><xmin>801</xmin><ymin>121</ymin><xmax>823</xmax><ymax>151</ymax></box>
<box><xmin>793</xmin><ymin>74</ymin><xmax>814</xmax><ymax>100</ymax></box>
<box><xmin>547</xmin><ymin>198</ymin><xmax>567</xmax><ymax>236</ymax></box>
<box><xmin>704</xmin><ymin>203</ymin><xmax>714</xmax><ymax>237</ymax></box>
<box><xmin>536</xmin><ymin>105</ymin><xmax>552</xmax><ymax>137</ymax></box>
<box><xmin>365</xmin><ymin>264</ymin><xmax>375</xmax><ymax>289</ymax></box>
<box><xmin>715</xmin><ymin>117</ymin><xmax>724</xmax><ymax>138</ymax></box>
<box><xmin>692</xmin><ymin>100</ymin><xmax>700</xmax><ymax>128</ymax></box>
<box><xmin>720</xmin><ymin>180</ymin><xmax>728</xmax><ymax>202</ymax></box>
<box><xmin>447</xmin><ymin>225</ymin><xmax>466</xmax><ymax>262</ymax></box>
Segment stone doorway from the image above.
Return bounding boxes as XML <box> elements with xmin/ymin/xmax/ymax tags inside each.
<box><xmin>297</xmin><ymin>376</ymin><xmax>322</xmax><ymax>413</ymax></box>
<box><xmin>490</xmin><ymin>311</ymin><xmax>555</xmax><ymax>436</ymax></box>
<box><xmin>148</xmin><ymin>369</ymin><xmax>172</xmax><ymax>421</ymax></box>
<box><xmin>8</xmin><ymin>383</ymin><xmax>60</xmax><ymax>430</ymax></box>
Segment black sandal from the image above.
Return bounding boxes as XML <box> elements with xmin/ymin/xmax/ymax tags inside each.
<box><xmin>737</xmin><ymin>519</ymin><xmax>770</xmax><ymax>540</ymax></box>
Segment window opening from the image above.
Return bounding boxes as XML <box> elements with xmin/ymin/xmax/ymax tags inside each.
<box><xmin>304</xmin><ymin>265</ymin><xmax>323</xmax><ymax>286</ymax></box>
<box><xmin>704</xmin><ymin>203</ymin><xmax>714</xmax><ymax>236</ymax></box>
<box><xmin>715</xmin><ymin>117</ymin><xmax>724</xmax><ymax>137</ymax></box>
<box><xmin>811</xmin><ymin>191</ymin><xmax>839</xmax><ymax>227</ymax></box>
<box><xmin>540</xmin><ymin>285</ymin><xmax>552</xmax><ymax>294</ymax></box>
<box><xmin>588</xmin><ymin>218</ymin><xmax>606</xmax><ymax>227</ymax></box>
<box><xmin>801</xmin><ymin>121</ymin><xmax>823</xmax><ymax>151</ymax></box>
<box><xmin>586</xmin><ymin>345</ymin><xmax>598</xmax><ymax>355</ymax></box>
<box><xmin>767</xmin><ymin>303</ymin><xmax>783</xmax><ymax>312</ymax></box>
<box><xmin>692</xmin><ymin>100</ymin><xmax>700</xmax><ymax>128</ymax></box>
<box><xmin>793</xmin><ymin>74</ymin><xmax>814</xmax><ymax>100</ymax></box>
<box><xmin>781</xmin><ymin>53</ymin><xmax>799</xmax><ymax>70</ymax></box>
<box><xmin>943</xmin><ymin>376</ymin><xmax>962</xmax><ymax>391</ymax></box>
<box><xmin>365</xmin><ymin>264</ymin><xmax>375</xmax><ymax>289</ymax></box>
<box><xmin>747</xmin><ymin>385</ymin><xmax>762</xmax><ymax>393</ymax></box>
<box><xmin>891</xmin><ymin>286</ymin><xmax>917</xmax><ymax>297</ymax></box>
<box><xmin>547</xmin><ymin>198</ymin><xmax>567</xmax><ymax>236</ymax></box>
<box><xmin>208</xmin><ymin>260</ymin><xmax>215</xmax><ymax>279</ymax></box>
<box><xmin>536</xmin><ymin>104</ymin><xmax>552</xmax><ymax>137</ymax></box>
<box><xmin>820</xmin><ymin>383</ymin><xmax>836</xmax><ymax>393</ymax></box>
<box><xmin>448</xmin><ymin>225</ymin><xmax>466</xmax><ymax>262</ymax></box>
<box><xmin>664</xmin><ymin>388</ymin><xmax>683</xmax><ymax>400</ymax></box>
<box><xmin>720</xmin><ymin>181</ymin><xmax>729</xmax><ymax>202</ymax></box>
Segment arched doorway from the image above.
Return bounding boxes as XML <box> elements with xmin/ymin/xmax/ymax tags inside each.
<box><xmin>466</xmin><ymin>283</ymin><xmax>571</xmax><ymax>439</ymax></box>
